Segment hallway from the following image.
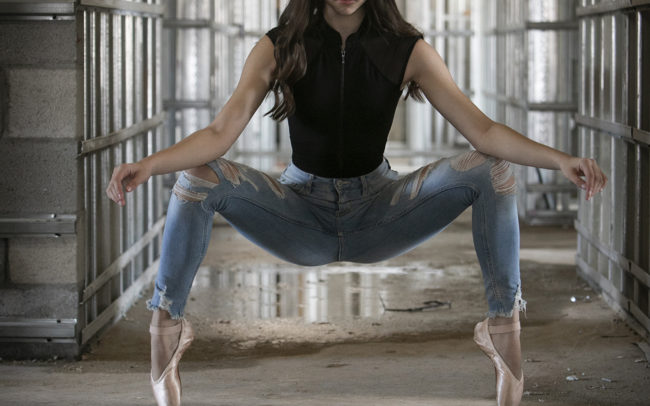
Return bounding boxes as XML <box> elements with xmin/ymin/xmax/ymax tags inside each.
<box><xmin>1</xmin><ymin>1</ymin><xmax>650</xmax><ymax>405</ymax></box>
<box><xmin>2</xmin><ymin>210</ymin><xmax>648</xmax><ymax>405</ymax></box>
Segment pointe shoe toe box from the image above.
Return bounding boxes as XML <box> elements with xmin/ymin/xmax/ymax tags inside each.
<box><xmin>474</xmin><ymin>318</ymin><xmax>523</xmax><ymax>406</ymax></box>
<box><xmin>150</xmin><ymin>319</ymin><xmax>194</xmax><ymax>406</ymax></box>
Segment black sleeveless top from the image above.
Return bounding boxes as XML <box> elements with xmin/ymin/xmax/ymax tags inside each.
<box><xmin>266</xmin><ymin>16</ymin><xmax>422</xmax><ymax>178</ymax></box>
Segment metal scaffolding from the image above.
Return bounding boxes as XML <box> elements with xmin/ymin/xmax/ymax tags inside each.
<box><xmin>482</xmin><ymin>0</ymin><xmax>579</xmax><ymax>225</ymax></box>
<box><xmin>78</xmin><ymin>0</ymin><xmax>167</xmax><ymax>346</ymax></box>
<box><xmin>575</xmin><ymin>0</ymin><xmax>650</xmax><ymax>338</ymax></box>
<box><xmin>163</xmin><ymin>0</ymin><xmax>281</xmax><ymax>173</ymax></box>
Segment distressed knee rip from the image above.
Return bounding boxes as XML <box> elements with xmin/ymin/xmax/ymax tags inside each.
<box><xmin>450</xmin><ymin>151</ymin><xmax>516</xmax><ymax>195</ymax></box>
<box><xmin>450</xmin><ymin>150</ymin><xmax>488</xmax><ymax>172</ymax></box>
<box><xmin>172</xmin><ymin>171</ymin><xmax>220</xmax><ymax>202</ymax></box>
<box><xmin>173</xmin><ymin>183</ymin><xmax>208</xmax><ymax>202</ymax></box>
<box><xmin>216</xmin><ymin>158</ymin><xmax>286</xmax><ymax>199</ymax></box>
<box><xmin>390</xmin><ymin>159</ymin><xmax>443</xmax><ymax>206</ymax></box>
<box><xmin>490</xmin><ymin>160</ymin><xmax>516</xmax><ymax>195</ymax></box>
<box><xmin>217</xmin><ymin>159</ymin><xmax>257</xmax><ymax>189</ymax></box>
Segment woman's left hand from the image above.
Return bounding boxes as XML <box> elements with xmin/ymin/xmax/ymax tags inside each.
<box><xmin>559</xmin><ymin>156</ymin><xmax>608</xmax><ymax>201</ymax></box>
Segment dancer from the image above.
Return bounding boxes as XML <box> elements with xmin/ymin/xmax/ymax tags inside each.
<box><xmin>106</xmin><ymin>1</ymin><xmax>607</xmax><ymax>405</ymax></box>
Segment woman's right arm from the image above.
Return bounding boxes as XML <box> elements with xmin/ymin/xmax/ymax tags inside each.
<box><xmin>106</xmin><ymin>35</ymin><xmax>276</xmax><ymax>206</ymax></box>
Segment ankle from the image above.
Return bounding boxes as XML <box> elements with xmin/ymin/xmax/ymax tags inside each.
<box><xmin>151</xmin><ymin>310</ymin><xmax>180</xmax><ymax>327</ymax></box>
<box><xmin>487</xmin><ymin>310</ymin><xmax>520</xmax><ymax>326</ymax></box>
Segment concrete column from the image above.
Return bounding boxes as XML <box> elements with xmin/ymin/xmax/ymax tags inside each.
<box><xmin>0</xmin><ymin>17</ymin><xmax>81</xmax><ymax>359</ymax></box>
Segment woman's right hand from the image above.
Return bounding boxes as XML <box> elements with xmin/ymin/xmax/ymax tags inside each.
<box><xmin>106</xmin><ymin>160</ymin><xmax>152</xmax><ymax>206</ymax></box>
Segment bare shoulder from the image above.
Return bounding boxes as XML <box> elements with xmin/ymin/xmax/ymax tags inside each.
<box><xmin>251</xmin><ymin>34</ymin><xmax>277</xmax><ymax>70</ymax></box>
<box><xmin>236</xmin><ymin>34</ymin><xmax>276</xmax><ymax>87</ymax></box>
<box><xmin>402</xmin><ymin>38</ymin><xmax>444</xmax><ymax>86</ymax></box>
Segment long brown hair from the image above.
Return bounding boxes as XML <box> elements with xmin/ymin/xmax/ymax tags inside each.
<box><xmin>267</xmin><ymin>0</ymin><xmax>424</xmax><ymax>121</ymax></box>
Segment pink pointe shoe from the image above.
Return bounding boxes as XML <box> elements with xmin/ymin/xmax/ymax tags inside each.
<box><xmin>474</xmin><ymin>318</ymin><xmax>523</xmax><ymax>406</ymax></box>
<box><xmin>150</xmin><ymin>319</ymin><xmax>195</xmax><ymax>406</ymax></box>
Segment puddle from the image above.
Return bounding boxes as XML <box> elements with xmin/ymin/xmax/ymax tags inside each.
<box><xmin>187</xmin><ymin>263</ymin><xmax>470</xmax><ymax>323</ymax></box>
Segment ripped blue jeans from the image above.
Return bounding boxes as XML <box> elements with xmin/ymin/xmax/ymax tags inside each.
<box><xmin>146</xmin><ymin>151</ymin><xmax>526</xmax><ymax>319</ymax></box>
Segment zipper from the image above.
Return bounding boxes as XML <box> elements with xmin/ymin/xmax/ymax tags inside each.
<box><xmin>338</xmin><ymin>48</ymin><xmax>346</xmax><ymax>172</ymax></box>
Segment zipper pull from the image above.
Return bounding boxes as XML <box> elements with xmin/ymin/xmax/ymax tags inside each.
<box><xmin>341</xmin><ymin>48</ymin><xmax>346</xmax><ymax>64</ymax></box>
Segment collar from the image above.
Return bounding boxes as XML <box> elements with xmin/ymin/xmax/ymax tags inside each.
<box><xmin>308</xmin><ymin>13</ymin><xmax>371</xmax><ymax>47</ymax></box>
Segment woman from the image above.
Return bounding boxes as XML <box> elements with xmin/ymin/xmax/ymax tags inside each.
<box><xmin>106</xmin><ymin>1</ymin><xmax>607</xmax><ymax>405</ymax></box>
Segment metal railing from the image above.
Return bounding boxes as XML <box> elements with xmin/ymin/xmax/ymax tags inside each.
<box><xmin>78</xmin><ymin>0</ymin><xmax>167</xmax><ymax>345</ymax></box>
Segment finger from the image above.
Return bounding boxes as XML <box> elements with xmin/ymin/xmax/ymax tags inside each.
<box><xmin>107</xmin><ymin>182</ymin><xmax>118</xmax><ymax>203</ymax></box>
<box><xmin>125</xmin><ymin>176</ymin><xmax>141</xmax><ymax>192</ymax></box>
<box><xmin>110</xmin><ymin>175</ymin><xmax>126</xmax><ymax>206</ymax></box>
<box><xmin>581</xmin><ymin>159</ymin><xmax>596</xmax><ymax>200</ymax></box>
<box><xmin>115</xmin><ymin>169</ymin><xmax>130</xmax><ymax>202</ymax></box>
<box><xmin>600</xmin><ymin>171</ymin><xmax>607</xmax><ymax>190</ymax></box>
<box><xmin>593</xmin><ymin>162</ymin><xmax>605</xmax><ymax>194</ymax></box>
<box><xmin>117</xmin><ymin>183</ymin><xmax>126</xmax><ymax>206</ymax></box>
<box><xmin>595</xmin><ymin>170</ymin><xmax>606</xmax><ymax>196</ymax></box>
<box><xmin>587</xmin><ymin>160</ymin><xmax>598</xmax><ymax>194</ymax></box>
<box><xmin>108</xmin><ymin>182</ymin><xmax>122</xmax><ymax>205</ymax></box>
<box><xmin>113</xmin><ymin>183</ymin><xmax>125</xmax><ymax>206</ymax></box>
<box><xmin>566</xmin><ymin>168</ymin><xmax>586</xmax><ymax>190</ymax></box>
<box><xmin>125</xmin><ymin>169</ymin><xmax>147</xmax><ymax>193</ymax></box>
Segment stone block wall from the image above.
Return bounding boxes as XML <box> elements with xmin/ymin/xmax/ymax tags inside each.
<box><xmin>0</xmin><ymin>19</ymin><xmax>82</xmax><ymax>358</ymax></box>
<box><xmin>0</xmin><ymin>1</ymin><xmax>166</xmax><ymax>359</ymax></box>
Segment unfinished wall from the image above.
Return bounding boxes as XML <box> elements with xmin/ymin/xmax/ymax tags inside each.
<box><xmin>0</xmin><ymin>2</ymin><xmax>81</xmax><ymax>358</ymax></box>
<box><xmin>0</xmin><ymin>0</ymin><xmax>166</xmax><ymax>359</ymax></box>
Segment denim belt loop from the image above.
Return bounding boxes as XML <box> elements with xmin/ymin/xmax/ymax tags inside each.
<box><xmin>360</xmin><ymin>174</ymin><xmax>369</xmax><ymax>196</ymax></box>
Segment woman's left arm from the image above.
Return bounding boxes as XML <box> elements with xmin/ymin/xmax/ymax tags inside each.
<box><xmin>404</xmin><ymin>39</ymin><xmax>607</xmax><ymax>200</ymax></box>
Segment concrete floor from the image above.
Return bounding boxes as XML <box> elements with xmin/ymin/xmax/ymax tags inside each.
<box><xmin>1</xmin><ymin>209</ymin><xmax>648</xmax><ymax>405</ymax></box>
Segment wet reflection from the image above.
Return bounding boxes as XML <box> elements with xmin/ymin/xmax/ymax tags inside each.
<box><xmin>190</xmin><ymin>264</ymin><xmax>449</xmax><ymax>323</ymax></box>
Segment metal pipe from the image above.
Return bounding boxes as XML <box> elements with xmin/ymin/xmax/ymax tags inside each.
<box><xmin>0</xmin><ymin>215</ymin><xmax>76</xmax><ymax>237</ymax></box>
<box><xmin>80</xmin><ymin>112</ymin><xmax>165</xmax><ymax>155</ymax></box>
<box><xmin>577</xmin><ymin>0</ymin><xmax>650</xmax><ymax>17</ymax></box>
<box><xmin>79</xmin><ymin>0</ymin><xmax>164</xmax><ymax>16</ymax></box>
<box><xmin>81</xmin><ymin>216</ymin><xmax>165</xmax><ymax>303</ymax></box>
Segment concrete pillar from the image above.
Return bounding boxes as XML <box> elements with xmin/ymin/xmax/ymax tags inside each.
<box><xmin>0</xmin><ymin>17</ymin><xmax>81</xmax><ymax>359</ymax></box>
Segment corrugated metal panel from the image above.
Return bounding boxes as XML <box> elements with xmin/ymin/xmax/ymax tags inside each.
<box><xmin>576</xmin><ymin>0</ymin><xmax>650</xmax><ymax>337</ymax></box>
